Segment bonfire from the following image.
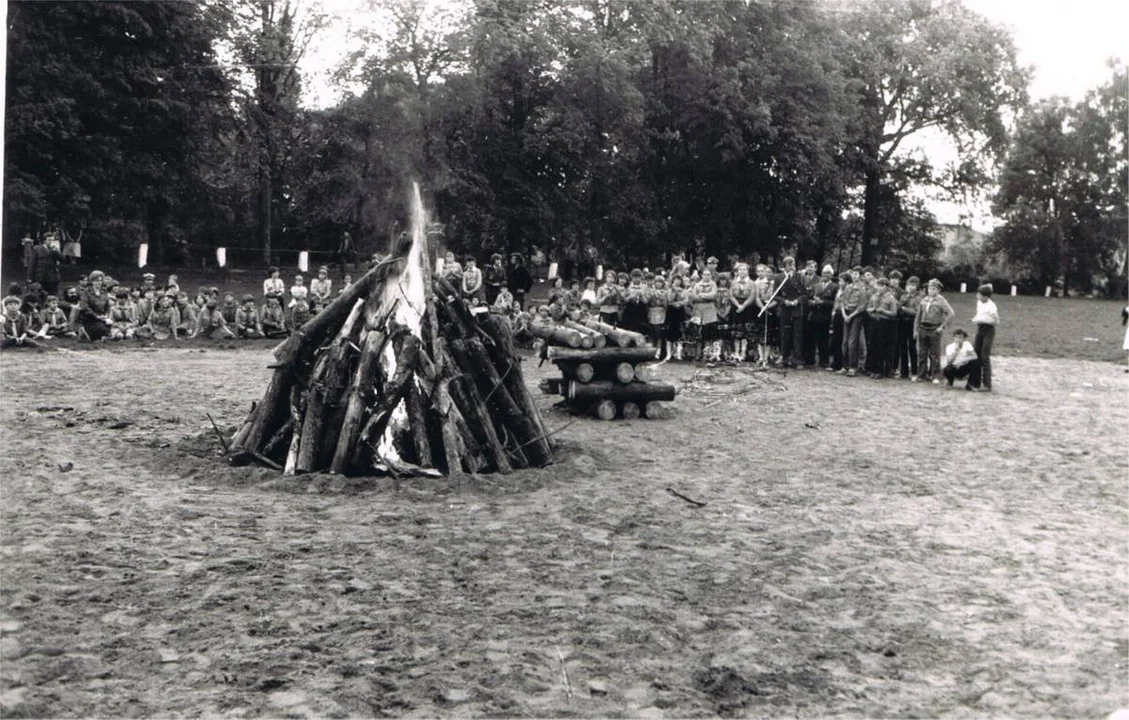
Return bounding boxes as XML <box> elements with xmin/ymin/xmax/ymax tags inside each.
<box><xmin>226</xmin><ymin>184</ymin><xmax>553</xmax><ymax>478</ymax></box>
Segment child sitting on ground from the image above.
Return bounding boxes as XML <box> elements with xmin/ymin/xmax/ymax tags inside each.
<box><xmin>175</xmin><ymin>292</ymin><xmax>197</xmax><ymax>338</ymax></box>
<box><xmin>493</xmin><ymin>285</ymin><xmax>515</xmax><ymax>315</ymax></box>
<box><xmin>235</xmin><ymin>294</ymin><xmax>263</xmax><ymax>338</ymax></box>
<box><xmin>940</xmin><ymin>328</ymin><xmax>982</xmax><ymax>391</ymax></box>
<box><xmin>261</xmin><ymin>296</ymin><xmax>288</xmax><ymax>338</ymax></box>
<box><xmin>1</xmin><ymin>294</ymin><xmax>38</xmax><ymax>349</ymax></box>
<box><xmin>36</xmin><ymin>295</ymin><xmax>74</xmax><ymax>338</ymax></box>
<box><xmin>220</xmin><ymin>292</ymin><xmax>239</xmax><ymax>326</ymax></box>
<box><xmin>108</xmin><ymin>289</ymin><xmax>138</xmax><ymax>340</ymax></box>
<box><xmin>145</xmin><ymin>293</ymin><xmax>181</xmax><ymax>340</ymax></box>
<box><xmin>198</xmin><ymin>299</ymin><xmax>235</xmax><ymax>339</ymax></box>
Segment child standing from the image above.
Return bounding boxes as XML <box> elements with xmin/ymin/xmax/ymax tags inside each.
<box><xmin>730</xmin><ymin>263</ymin><xmax>756</xmax><ymax>362</ymax></box>
<box><xmin>714</xmin><ymin>272</ymin><xmax>733</xmax><ymax>363</ymax></box>
<box><xmin>493</xmin><ymin>285</ymin><xmax>514</xmax><ymax>314</ymax></box>
<box><xmin>647</xmin><ymin>275</ymin><xmax>670</xmax><ymax>359</ymax></box>
<box><xmin>868</xmin><ymin>278</ymin><xmax>899</xmax><ymax>379</ymax></box>
<box><xmin>691</xmin><ymin>270</ymin><xmax>719</xmax><ymax>362</ymax></box>
<box><xmin>310</xmin><ymin>266</ymin><xmax>333</xmax><ymax>303</ymax></box>
<box><xmin>665</xmin><ymin>275</ymin><xmax>689</xmax><ymax>361</ymax></box>
<box><xmin>263</xmin><ymin>267</ymin><xmax>285</xmax><ymax>299</ymax></box>
<box><xmin>971</xmin><ymin>284</ymin><xmax>998</xmax><ymax>392</ymax></box>
<box><xmin>914</xmin><ymin>279</ymin><xmax>955</xmax><ymax>384</ymax></box>
<box><xmin>597</xmin><ymin>271</ymin><xmax>620</xmax><ymax>326</ymax></box>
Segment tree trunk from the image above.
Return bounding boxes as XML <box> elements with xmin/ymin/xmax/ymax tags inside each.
<box><xmin>861</xmin><ymin>166</ymin><xmax>882</xmax><ymax>267</ymax></box>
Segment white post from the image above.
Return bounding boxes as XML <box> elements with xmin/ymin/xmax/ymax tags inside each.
<box><xmin>1045</xmin><ymin>286</ymin><xmax>1052</xmax><ymax>298</ymax></box>
<box><xmin>596</xmin><ymin>264</ymin><xmax>603</xmax><ymax>281</ymax></box>
<box><xmin>548</xmin><ymin>261</ymin><xmax>558</xmax><ymax>280</ymax></box>
<box><xmin>1010</xmin><ymin>285</ymin><xmax>1017</xmax><ymax>296</ymax></box>
<box><xmin>960</xmin><ymin>282</ymin><xmax>967</xmax><ymax>293</ymax></box>
<box><xmin>298</xmin><ymin>251</ymin><xmax>309</xmax><ymax>273</ymax></box>
<box><xmin>137</xmin><ymin>243</ymin><xmax>148</xmax><ymax>268</ymax></box>
<box><xmin>216</xmin><ymin>247</ymin><xmax>227</xmax><ymax>268</ymax></box>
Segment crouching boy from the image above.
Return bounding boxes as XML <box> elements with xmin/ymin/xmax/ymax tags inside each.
<box><xmin>235</xmin><ymin>294</ymin><xmax>264</xmax><ymax>338</ymax></box>
<box><xmin>940</xmin><ymin>328</ymin><xmax>982</xmax><ymax>391</ymax></box>
<box><xmin>2</xmin><ymin>295</ymin><xmax>40</xmax><ymax>348</ymax></box>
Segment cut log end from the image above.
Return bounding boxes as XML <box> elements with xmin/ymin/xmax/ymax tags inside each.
<box><xmin>615</xmin><ymin>362</ymin><xmax>635</xmax><ymax>384</ymax></box>
<box><xmin>596</xmin><ymin>399</ymin><xmax>617</xmax><ymax>421</ymax></box>
<box><xmin>644</xmin><ymin>401</ymin><xmax>669</xmax><ymax>420</ymax></box>
<box><xmin>621</xmin><ymin>401</ymin><xmax>641</xmax><ymax>420</ymax></box>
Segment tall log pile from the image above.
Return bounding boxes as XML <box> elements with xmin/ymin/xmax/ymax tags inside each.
<box><xmin>535</xmin><ymin>319</ymin><xmax>677</xmax><ymax>420</ymax></box>
<box><xmin>227</xmin><ymin>187</ymin><xmax>553</xmax><ymax>478</ymax></box>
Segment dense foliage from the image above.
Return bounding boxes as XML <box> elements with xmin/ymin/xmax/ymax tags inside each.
<box><xmin>4</xmin><ymin>0</ymin><xmax>1122</xmax><ymax>290</ymax></box>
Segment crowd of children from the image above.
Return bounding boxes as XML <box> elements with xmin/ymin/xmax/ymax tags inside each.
<box><xmin>2</xmin><ymin>254</ymin><xmax>1002</xmax><ymax>393</ymax></box>
<box><xmin>1</xmin><ymin>265</ymin><xmax>355</xmax><ymax>348</ymax></box>
<box><xmin>505</xmin><ymin>255</ymin><xmax>1000</xmax><ymax>392</ymax></box>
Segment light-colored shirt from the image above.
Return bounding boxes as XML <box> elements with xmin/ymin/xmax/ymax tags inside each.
<box><xmin>973</xmin><ymin>298</ymin><xmax>999</xmax><ymax>326</ymax></box>
<box><xmin>942</xmin><ymin>340</ymin><xmax>977</xmax><ymax>369</ymax></box>
<box><xmin>263</xmin><ymin>277</ymin><xmax>285</xmax><ymax>297</ymax></box>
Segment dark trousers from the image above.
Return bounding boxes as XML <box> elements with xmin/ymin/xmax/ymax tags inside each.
<box><xmin>514</xmin><ymin>290</ymin><xmax>526</xmax><ymax>311</ymax></box>
<box><xmin>896</xmin><ymin>316</ymin><xmax>918</xmax><ymax>377</ymax></box>
<box><xmin>974</xmin><ymin>324</ymin><xmax>995</xmax><ymax>389</ymax></box>
<box><xmin>943</xmin><ymin>359</ymin><xmax>982</xmax><ymax>388</ymax></box>
<box><xmin>778</xmin><ymin>309</ymin><xmax>804</xmax><ymax>365</ymax></box>
<box><xmin>863</xmin><ymin>314</ymin><xmax>878</xmax><ymax>372</ymax></box>
<box><xmin>807</xmin><ymin>317</ymin><xmax>831</xmax><ymax>366</ymax></box>
<box><xmin>829</xmin><ymin>314</ymin><xmax>844</xmax><ymax>370</ymax></box>
<box><xmin>870</xmin><ymin>318</ymin><xmax>896</xmax><ymax>376</ymax></box>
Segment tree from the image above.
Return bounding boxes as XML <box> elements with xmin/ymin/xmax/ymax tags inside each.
<box><xmin>992</xmin><ymin>63</ymin><xmax>1128</xmax><ymax>295</ymax></box>
<box><xmin>841</xmin><ymin>0</ymin><xmax>1028</xmax><ymax>265</ymax></box>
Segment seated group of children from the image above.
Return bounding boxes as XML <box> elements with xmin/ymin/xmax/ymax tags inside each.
<box><xmin>2</xmin><ymin>265</ymin><xmax>354</xmax><ymax>348</ymax></box>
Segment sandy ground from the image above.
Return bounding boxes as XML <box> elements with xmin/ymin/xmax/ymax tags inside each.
<box><xmin>0</xmin><ymin>346</ymin><xmax>1126</xmax><ymax>718</ymax></box>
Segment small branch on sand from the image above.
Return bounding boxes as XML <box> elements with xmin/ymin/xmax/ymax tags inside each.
<box><xmin>666</xmin><ymin>487</ymin><xmax>707</xmax><ymax>507</ymax></box>
<box><xmin>206</xmin><ymin>413</ymin><xmax>231</xmax><ymax>454</ymax></box>
<box><xmin>555</xmin><ymin>645</ymin><xmax>572</xmax><ymax>702</ymax></box>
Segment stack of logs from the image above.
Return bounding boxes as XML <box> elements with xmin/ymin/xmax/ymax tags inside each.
<box><xmin>532</xmin><ymin>319</ymin><xmax>677</xmax><ymax>420</ymax></box>
<box><xmin>226</xmin><ymin>255</ymin><xmax>553</xmax><ymax>478</ymax></box>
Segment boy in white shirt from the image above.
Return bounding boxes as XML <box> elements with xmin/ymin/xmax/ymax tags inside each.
<box><xmin>941</xmin><ymin>328</ymin><xmax>982</xmax><ymax>391</ymax></box>
<box><xmin>971</xmin><ymin>284</ymin><xmax>999</xmax><ymax>392</ymax></box>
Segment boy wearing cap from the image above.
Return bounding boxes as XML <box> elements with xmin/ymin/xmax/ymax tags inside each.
<box><xmin>971</xmin><ymin>284</ymin><xmax>999</xmax><ymax>391</ymax></box>
<box><xmin>941</xmin><ymin>328</ymin><xmax>982</xmax><ymax>390</ymax></box>
<box><xmin>1</xmin><ymin>294</ymin><xmax>38</xmax><ymax>348</ymax></box>
<box><xmin>914</xmin><ymin>279</ymin><xmax>955</xmax><ymax>383</ymax></box>
<box><xmin>310</xmin><ymin>266</ymin><xmax>333</xmax><ymax>303</ymax></box>
<box><xmin>235</xmin><ymin>294</ymin><xmax>264</xmax><ymax>338</ymax></box>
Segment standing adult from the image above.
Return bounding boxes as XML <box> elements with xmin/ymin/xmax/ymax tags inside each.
<box><xmin>338</xmin><ymin>231</ymin><xmax>355</xmax><ymax>272</ymax></box>
<box><xmin>507</xmin><ymin>253</ymin><xmax>533</xmax><ymax>310</ymax></box>
<box><xmin>806</xmin><ymin>264</ymin><xmax>838</xmax><ymax>369</ymax></box>
<box><xmin>21</xmin><ymin>235</ymin><xmax>35</xmax><ymax>279</ymax></box>
<box><xmin>773</xmin><ymin>256</ymin><xmax>808</xmax><ymax>368</ymax></box>
<box><xmin>484</xmin><ymin>253</ymin><xmax>506</xmax><ymax>306</ymax></box>
<box><xmin>30</xmin><ymin>235</ymin><xmax>63</xmax><ymax>296</ymax></box>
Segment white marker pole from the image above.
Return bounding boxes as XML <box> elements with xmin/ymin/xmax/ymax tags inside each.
<box><xmin>960</xmin><ymin>282</ymin><xmax>967</xmax><ymax>293</ymax></box>
<box><xmin>548</xmin><ymin>261</ymin><xmax>558</xmax><ymax>280</ymax></box>
<box><xmin>298</xmin><ymin>251</ymin><xmax>309</xmax><ymax>273</ymax></box>
<box><xmin>596</xmin><ymin>264</ymin><xmax>603</xmax><ymax>281</ymax></box>
<box><xmin>1010</xmin><ymin>285</ymin><xmax>1017</xmax><ymax>297</ymax></box>
<box><xmin>137</xmin><ymin>243</ymin><xmax>148</xmax><ymax>268</ymax></box>
<box><xmin>1045</xmin><ymin>286</ymin><xmax>1052</xmax><ymax>298</ymax></box>
<box><xmin>216</xmin><ymin>247</ymin><xmax>227</xmax><ymax>268</ymax></box>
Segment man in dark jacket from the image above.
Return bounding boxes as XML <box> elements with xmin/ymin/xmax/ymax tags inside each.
<box><xmin>483</xmin><ymin>253</ymin><xmax>506</xmax><ymax>306</ymax></box>
<box><xmin>805</xmin><ymin>264</ymin><xmax>838</xmax><ymax>368</ymax></box>
<box><xmin>30</xmin><ymin>235</ymin><xmax>63</xmax><ymax>296</ymax></box>
<box><xmin>507</xmin><ymin>253</ymin><xmax>534</xmax><ymax>310</ymax></box>
<box><xmin>773</xmin><ymin>256</ymin><xmax>808</xmax><ymax>368</ymax></box>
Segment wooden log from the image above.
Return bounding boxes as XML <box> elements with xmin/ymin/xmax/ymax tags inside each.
<box><xmin>354</xmin><ymin>334</ymin><xmax>422</xmax><ymax>467</ymax></box>
<box><xmin>477</xmin><ymin>314</ymin><xmax>553</xmax><ymax>458</ymax></box>
<box><xmin>561</xmin><ymin>319</ymin><xmax>607</xmax><ymax>349</ymax></box>
<box><xmin>547</xmin><ymin>346</ymin><xmax>659</xmax><ymax>364</ymax></box>
<box><xmin>579</xmin><ymin>318</ymin><xmax>648</xmax><ymax>347</ymax></box>
<box><xmin>283</xmin><ymin>385</ymin><xmax>305</xmax><ymax>475</ymax></box>
<box><xmin>272</xmin><ymin>260</ymin><xmax>387</xmax><ymax>365</ymax></box>
<box><xmin>529</xmin><ymin>321</ymin><xmax>582</xmax><ymax>348</ymax></box>
<box><xmin>568</xmin><ymin>380</ymin><xmax>677</xmax><ymax>403</ymax></box>
<box><xmin>405</xmin><ymin>378</ymin><xmax>433</xmax><ymax>467</ymax></box>
<box><xmin>596</xmin><ymin>399</ymin><xmax>617</xmax><ymax>420</ymax></box>
<box><xmin>614</xmin><ymin>362</ymin><xmax>635</xmax><ymax>384</ymax></box>
<box><xmin>634</xmin><ymin>363</ymin><xmax>654</xmax><ymax>383</ymax></box>
<box><xmin>453</xmin><ymin>337</ymin><xmax>550</xmax><ymax>468</ymax></box>
<box><xmin>621</xmin><ymin>401</ymin><xmax>641</xmax><ymax>420</ymax></box>
<box><xmin>233</xmin><ymin>368</ymin><xmax>294</xmax><ymax>456</ymax></box>
<box><xmin>330</xmin><ymin>322</ymin><xmax>389</xmax><ymax>474</ymax></box>
<box><xmin>555</xmin><ymin>361</ymin><xmax>596</xmax><ymax>383</ymax></box>
<box><xmin>445</xmin><ymin>340</ymin><xmax>517</xmax><ymax>473</ymax></box>
<box><xmin>296</xmin><ymin>298</ymin><xmax>365</xmax><ymax>473</ymax></box>
<box><xmin>644</xmin><ymin>401</ymin><xmax>670</xmax><ymax>420</ymax></box>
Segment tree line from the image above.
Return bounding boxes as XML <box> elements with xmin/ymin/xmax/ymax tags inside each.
<box><xmin>4</xmin><ymin>0</ymin><xmax>1125</xmax><ymax>294</ymax></box>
